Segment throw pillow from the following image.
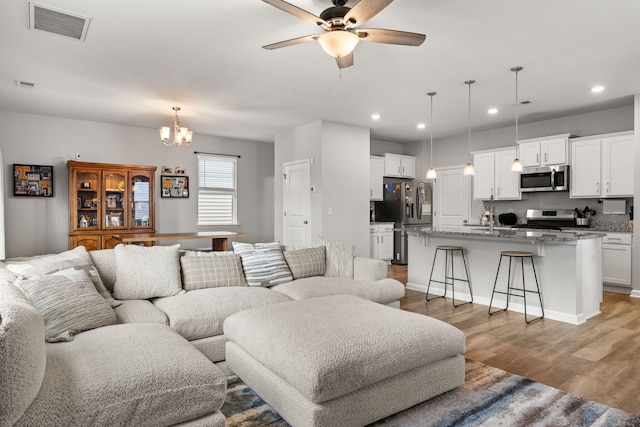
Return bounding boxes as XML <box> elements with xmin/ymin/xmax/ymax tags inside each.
<box><xmin>316</xmin><ymin>237</ymin><xmax>355</xmax><ymax>279</ymax></box>
<box><xmin>283</xmin><ymin>246</ymin><xmax>326</xmax><ymax>279</ymax></box>
<box><xmin>180</xmin><ymin>251</ymin><xmax>247</xmax><ymax>290</ymax></box>
<box><xmin>232</xmin><ymin>242</ymin><xmax>293</xmax><ymax>287</ymax></box>
<box><xmin>113</xmin><ymin>244</ymin><xmax>184</xmax><ymax>300</ymax></box>
<box><xmin>15</xmin><ymin>269</ymin><xmax>116</xmax><ymax>342</ymax></box>
<box><xmin>5</xmin><ymin>246</ymin><xmax>120</xmax><ymax>308</ymax></box>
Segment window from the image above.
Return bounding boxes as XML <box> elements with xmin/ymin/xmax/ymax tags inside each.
<box><xmin>197</xmin><ymin>154</ymin><xmax>237</xmax><ymax>225</ymax></box>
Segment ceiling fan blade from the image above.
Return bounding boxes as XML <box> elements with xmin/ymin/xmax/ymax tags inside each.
<box><xmin>357</xmin><ymin>28</ymin><xmax>426</xmax><ymax>46</ymax></box>
<box><xmin>336</xmin><ymin>52</ymin><xmax>354</xmax><ymax>68</ymax></box>
<box><xmin>263</xmin><ymin>34</ymin><xmax>319</xmax><ymax>50</ymax></box>
<box><xmin>262</xmin><ymin>0</ymin><xmax>328</xmax><ymax>26</ymax></box>
<box><xmin>344</xmin><ymin>0</ymin><xmax>393</xmax><ymax>27</ymax></box>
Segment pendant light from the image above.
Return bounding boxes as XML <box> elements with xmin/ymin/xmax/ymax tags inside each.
<box><xmin>426</xmin><ymin>92</ymin><xmax>437</xmax><ymax>180</ymax></box>
<box><xmin>510</xmin><ymin>66</ymin><xmax>523</xmax><ymax>172</ymax></box>
<box><xmin>463</xmin><ymin>80</ymin><xmax>476</xmax><ymax>176</ymax></box>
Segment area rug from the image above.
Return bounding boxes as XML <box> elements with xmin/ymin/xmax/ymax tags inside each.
<box><xmin>222</xmin><ymin>359</ymin><xmax>640</xmax><ymax>426</ymax></box>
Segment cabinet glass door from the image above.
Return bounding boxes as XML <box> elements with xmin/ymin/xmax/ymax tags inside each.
<box><xmin>75</xmin><ymin>171</ymin><xmax>99</xmax><ymax>231</ymax></box>
<box><xmin>104</xmin><ymin>172</ymin><xmax>126</xmax><ymax>229</ymax></box>
<box><xmin>130</xmin><ymin>173</ymin><xmax>151</xmax><ymax>229</ymax></box>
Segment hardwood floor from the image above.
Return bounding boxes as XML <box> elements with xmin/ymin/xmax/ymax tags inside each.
<box><xmin>388</xmin><ymin>264</ymin><xmax>640</xmax><ymax>415</ymax></box>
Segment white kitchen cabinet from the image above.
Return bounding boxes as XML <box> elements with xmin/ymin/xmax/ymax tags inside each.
<box><xmin>473</xmin><ymin>148</ymin><xmax>521</xmax><ymax>200</ymax></box>
<box><xmin>519</xmin><ymin>134</ymin><xmax>570</xmax><ymax>167</ymax></box>
<box><xmin>383</xmin><ymin>153</ymin><xmax>415</xmax><ymax>178</ymax></box>
<box><xmin>570</xmin><ymin>131</ymin><xmax>634</xmax><ymax>198</ymax></box>
<box><xmin>602</xmin><ymin>233</ymin><xmax>632</xmax><ymax>287</ymax></box>
<box><xmin>369</xmin><ymin>156</ymin><xmax>384</xmax><ymax>201</ymax></box>
<box><xmin>370</xmin><ymin>222</ymin><xmax>394</xmax><ymax>261</ymax></box>
<box><xmin>602</xmin><ymin>134</ymin><xmax>634</xmax><ymax>197</ymax></box>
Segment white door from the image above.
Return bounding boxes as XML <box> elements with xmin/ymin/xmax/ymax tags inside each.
<box><xmin>434</xmin><ymin>167</ymin><xmax>470</xmax><ymax>228</ymax></box>
<box><xmin>283</xmin><ymin>160</ymin><xmax>311</xmax><ymax>247</ymax></box>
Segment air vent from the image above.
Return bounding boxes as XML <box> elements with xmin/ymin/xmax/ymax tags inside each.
<box><xmin>520</xmin><ymin>100</ymin><xmax>533</xmax><ymax>105</ymax></box>
<box><xmin>28</xmin><ymin>2</ymin><xmax>92</xmax><ymax>42</ymax></box>
<box><xmin>15</xmin><ymin>80</ymin><xmax>37</xmax><ymax>89</ymax></box>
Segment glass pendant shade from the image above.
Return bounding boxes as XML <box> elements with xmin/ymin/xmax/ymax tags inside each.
<box><xmin>511</xmin><ymin>158</ymin><xmax>523</xmax><ymax>172</ymax></box>
<box><xmin>463</xmin><ymin>162</ymin><xmax>475</xmax><ymax>176</ymax></box>
<box><xmin>426</xmin><ymin>167</ymin><xmax>437</xmax><ymax>179</ymax></box>
<box><xmin>317</xmin><ymin>31</ymin><xmax>359</xmax><ymax>58</ymax></box>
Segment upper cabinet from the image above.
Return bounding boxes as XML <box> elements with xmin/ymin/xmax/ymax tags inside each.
<box><xmin>473</xmin><ymin>148</ymin><xmax>522</xmax><ymax>200</ymax></box>
<box><xmin>383</xmin><ymin>153</ymin><xmax>415</xmax><ymax>178</ymax></box>
<box><xmin>518</xmin><ymin>134</ymin><xmax>571</xmax><ymax>167</ymax></box>
<box><xmin>370</xmin><ymin>156</ymin><xmax>384</xmax><ymax>201</ymax></box>
<box><xmin>68</xmin><ymin>161</ymin><xmax>156</xmax><ymax>250</ymax></box>
<box><xmin>570</xmin><ymin>131</ymin><xmax>634</xmax><ymax>198</ymax></box>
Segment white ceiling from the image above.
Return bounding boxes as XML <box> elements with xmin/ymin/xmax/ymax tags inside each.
<box><xmin>1</xmin><ymin>0</ymin><xmax>638</xmax><ymax>144</ymax></box>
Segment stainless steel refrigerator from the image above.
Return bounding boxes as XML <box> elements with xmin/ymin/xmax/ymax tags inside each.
<box><xmin>376</xmin><ymin>179</ymin><xmax>433</xmax><ymax>264</ymax></box>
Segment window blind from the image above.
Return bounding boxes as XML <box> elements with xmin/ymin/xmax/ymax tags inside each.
<box><xmin>197</xmin><ymin>154</ymin><xmax>237</xmax><ymax>225</ymax></box>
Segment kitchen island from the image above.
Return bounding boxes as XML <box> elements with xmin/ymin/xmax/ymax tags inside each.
<box><xmin>407</xmin><ymin>227</ymin><xmax>603</xmax><ymax>325</ymax></box>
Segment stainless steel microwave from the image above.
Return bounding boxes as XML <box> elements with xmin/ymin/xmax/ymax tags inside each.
<box><xmin>519</xmin><ymin>165</ymin><xmax>569</xmax><ymax>192</ymax></box>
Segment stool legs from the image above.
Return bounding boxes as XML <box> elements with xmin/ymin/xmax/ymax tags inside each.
<box><xmin>426</xmin><ymin>248</ymin><xmax>473</xmax><ymax>307</ymax></box>
<box><xmin>488</xmin><ymin>252</ymin><xmax>544</xmax><ymax>324</ymax></box>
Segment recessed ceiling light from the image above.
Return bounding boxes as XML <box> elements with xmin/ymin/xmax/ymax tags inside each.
<box><xmin>417</xmin><ymin>123</ymin><xmax>426</xmax><ymax>129</ymax></box>
<box><xmin>371</xmin><ymin>113</ymin><xmax>381</xmax><ymax>120</ymax></box>
<box><xmin>591</xmin><ymin>85</ymin><xmax>605</xmax><ymax>93</ymax></box>
<box><xmin>487</xmin><ymin>108</ymin><xmax>498</xmax><ymax>115</ymax></box>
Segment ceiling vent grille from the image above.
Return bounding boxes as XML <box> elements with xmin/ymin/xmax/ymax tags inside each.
<box><xmin>28</xmin><ymin>2</ymin><xmax>92</xmax><ymax>42</ymax></box>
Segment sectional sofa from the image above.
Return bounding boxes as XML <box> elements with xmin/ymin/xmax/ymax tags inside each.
<box><xmin>0</xmin><ymin>240</ymin><xmax>405</xmax><ymax>426</ymax></box>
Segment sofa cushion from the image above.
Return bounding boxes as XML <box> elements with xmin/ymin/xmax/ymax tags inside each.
<box><xmin>113</xmin><ymin>299</ymin><xmax>168</xmax><ymax>325</ymax></box>
<box><xmin>317</xmin><ymin>237</ymin><xmax>354</xmax><ymax>279</ymax></box>
<box><xmin>232</xmin><ymin>242</ymin><xmax>293</xmax><ymax>287</ymax></box>
<box><xmin>5</xmin><ymin>246</ymin><xmax>120</xmax><ymax>307</ymax></box>
<box><xmin>0</xmin><ymin>281</ymin><xmax>46</xmax><ymax>427</ymax></box>
<box><xmin>113</xmin><ymin>244</ymin><xmax>184</xmax><ymax>299</ymax></box>
<box><xmin>15</xmin><ymin>269</ymin><xmax>116</xmax><ymax>342</ymax></box>
<box><xmin>283</xmin><ymin>246</ymin><xmax>326</xmax><ymax>279</ymax></box>
<box><xmin>271</xmin><ymin>276</ymin><xmax>405</xmax><ymax>305</ymax></box>
<box><xmin>152</xmin><ymin>287</ymin><xmax>292</xmax><ymax>341</ymax></box>
<box><xmin>180</xmin><ymin>251</ymin><xmax>247</xmax><ymax>290</ymax></box>
<box><xmin>13</xmin><ymin>323</ymin><xmax>227</xmax><ymax>427</ymax></box>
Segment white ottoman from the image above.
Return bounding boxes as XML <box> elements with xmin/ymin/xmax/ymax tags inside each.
<box><xmin>224</xmin><ymin>295</ymin><xmax>465</xmax><ymax>427</ymax></box>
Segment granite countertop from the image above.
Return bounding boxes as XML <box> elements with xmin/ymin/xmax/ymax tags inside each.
<box><xmin>407</xmin><ymin>226</ymin><xmax>604</xmax><ymax>242</ymax></box>
<box><xmin>464</xmin><ymin>220</ymin><xmax>633</xmax><ymax>234</ymax></box>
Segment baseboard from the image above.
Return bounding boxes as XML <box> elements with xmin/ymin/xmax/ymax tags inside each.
<box><xmin>631</xmin><ymin>290</ymin><xmax>640</xmax><ymax>299</ymax></box>
<box><xmin>405</xmin><ymin>282</ymin><xmax>589</xmax><ymax>325</ymax></box>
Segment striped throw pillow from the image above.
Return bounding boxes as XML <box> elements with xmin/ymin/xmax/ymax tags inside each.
<box><xmin>15</xmin><ymin>269</ymin><xmax>116</xmax><ymax>342</ymax></box>
<box><xmin>232</xmin><ymin>242</ymin><xmax>293</xmax><ymax>287</ymax></box>
<box><xmin>283</xmin><ymin>246</ymin><xmax>326</xmax><ymax>279</ymax></box>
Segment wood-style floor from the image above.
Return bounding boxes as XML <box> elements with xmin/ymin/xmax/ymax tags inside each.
<box><xmin>389</xmin><ymin>264</ymin><xmax>640</xmax><ymax>415</ymax></box>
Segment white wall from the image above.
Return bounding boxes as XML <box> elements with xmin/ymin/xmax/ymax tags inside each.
<box><xmin>274</xmin><ymin>120</ymin><xmax>370</xmax><ymax>257</ymax></box>
<box><xmin>0</xmin><ymin>111</ymin><xmax>274</xmax><ymax>257</ymax></box>
<box><xmin>633</xmin><ymin>95</ymin><xmax>640</xmax><ymax>294</ymax></box>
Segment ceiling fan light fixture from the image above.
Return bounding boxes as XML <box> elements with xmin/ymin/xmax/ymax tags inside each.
<box><xmin>317</xmin><ymin>30</ymin><xmax>359</xmax><ymax>58</ymax></box>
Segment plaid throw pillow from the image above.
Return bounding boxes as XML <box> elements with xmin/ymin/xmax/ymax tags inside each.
<box><xmin>232</xmin><ymin>242</ymin><xmax>293</xmax><ymax>287</ymax></box>
<box><xmin>283</xmin><ymin>246</ymin><xmax>326</xmax><ymax>279</ymax></box>
<box><xmin>180</xmin><ymin>251</ymin><xmax>247</xmax><ymax>290</ymax></box>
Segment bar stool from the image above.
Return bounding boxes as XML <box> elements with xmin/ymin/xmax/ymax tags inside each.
<box><xmin>426</xmin><ymin>246</ymin><xmax>473</xmax><ymax>307</ymax></box>
<box><xmin>488</xmin><ymin>251</ymin><xmax>544</xmax><ymax>324</ymax></box>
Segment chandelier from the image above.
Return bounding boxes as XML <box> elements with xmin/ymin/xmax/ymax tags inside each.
<box><xmin>159</xmin><ymin>107</ymin><xmax>193</xmax><ymax>147</ymax></box>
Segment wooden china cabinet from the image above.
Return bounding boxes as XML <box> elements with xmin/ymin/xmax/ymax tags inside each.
<box><xmin>67</xmin><ymin>161</ymin><xmax>156</xmax><ymax>250</ymax></box>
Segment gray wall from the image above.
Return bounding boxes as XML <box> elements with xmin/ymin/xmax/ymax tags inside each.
<box><xmin>634</xmin><ymin>95</ymin><xmax>640</xmax><ymax>295</ymax></box>
<box><xmin>275</xmin><ymin>120</ymin><xmax>370</xmax><ymax>257</ymax></box>
<box><xmin>0</xmin><ymin>111</ymin><xmax>274</xmax><ymax>257</ymax></box>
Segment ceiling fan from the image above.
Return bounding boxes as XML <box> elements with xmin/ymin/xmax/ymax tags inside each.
<box><xmin>262</xmin><ymin>0</ymin><xmax>426</xmax><ymax>68</ymax></box>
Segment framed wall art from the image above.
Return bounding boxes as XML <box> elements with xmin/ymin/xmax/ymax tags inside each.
<box><xmin>161</xmin><ymin>175</ymin><xmax>189</xmax><ymax>198</ymax></box>
<box><xmin>13</xmin><ymin>164</ymin><xmax>54</xmax><ymax>197</ymax></box>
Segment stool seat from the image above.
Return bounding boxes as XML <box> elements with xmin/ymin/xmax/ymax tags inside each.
<box><xmin>426</xmin><ymin>246</ymin><xmax>473</xmax><ymax>307</ymax></box>
<box><xmin>500</xmin><ymin>251</ymin><xmax>533</xmax><ymax>257</ymax></box>
<box><xmin>436</xmin><ymin>245</ymin><xmax>463</xmax><ymax>251</ymax></box>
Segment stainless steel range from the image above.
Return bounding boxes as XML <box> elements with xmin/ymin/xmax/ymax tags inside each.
<box><xmin>511</xmin><ymin>209</ymin><xmax>576</xmax><ymax>230</ymax></box>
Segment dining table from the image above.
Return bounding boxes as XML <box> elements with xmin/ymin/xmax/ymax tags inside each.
<box><xmin>111</xmin><ymin>231</ymin><xmax>246</xmax><ymax>251</ymax></box>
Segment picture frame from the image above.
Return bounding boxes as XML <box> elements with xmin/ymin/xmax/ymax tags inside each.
<box><xmin>161</xmin><ymin>166</ymin><xmax>174</xmax><ymax>175</ymax></box>
<box><xmin>161</xmin><ymin>175</ymin><xmax>189</xmax><ymax>198</ymax></box>
<box><xmin>13</xmin><ymin>164</ymin><xmax>54</xmax><ymax>197</ymax></box>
